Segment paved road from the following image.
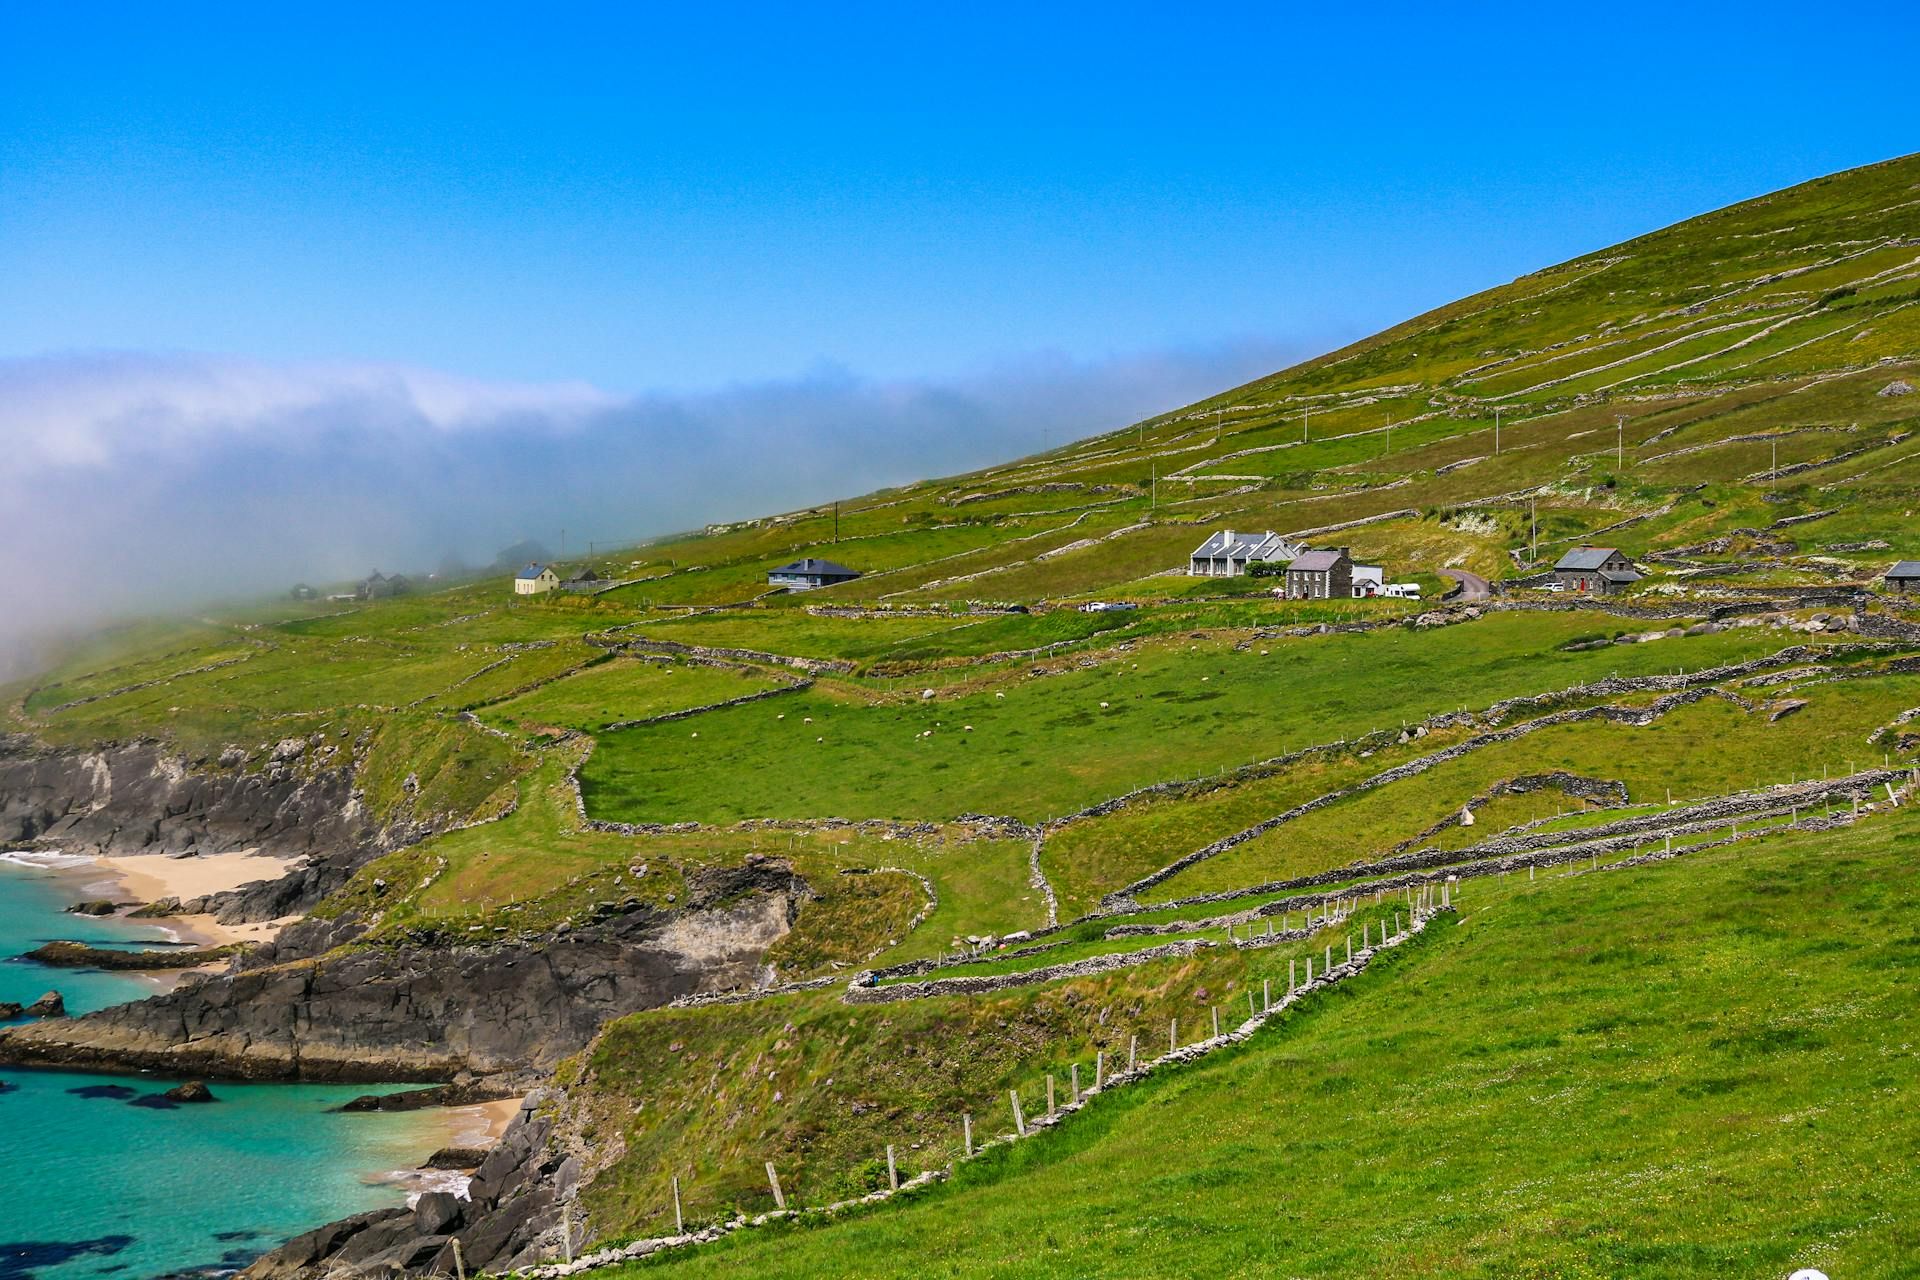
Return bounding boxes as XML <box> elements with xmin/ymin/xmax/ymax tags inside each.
<box><xmin>1439</xmin><ymin>569</ymin><xmax>1492</xmax><ymax>601</ymax></box>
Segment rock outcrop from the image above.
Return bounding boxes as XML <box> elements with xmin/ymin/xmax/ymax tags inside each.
<box><xmin>0</xmin><ymin>734</ymin><xmax>375</xmax><ymax>861</ymax></box>
<box><xmin>0</xmin><ymin>861</ymin><xmax>805</xmax><ymax>1083</ymax></box>
<box><xmin>243</xmin><ymin>1098</ymin><xmax>569</xmax><ymax>1279</ymax></box>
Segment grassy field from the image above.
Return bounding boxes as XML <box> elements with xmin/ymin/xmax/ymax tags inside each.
<box><xmin>578</xmin><ymin>617</ymin><xmax>1792</xmax><ymax>824</ymax></box>
<box><xmin>609</xmin><ymin>809</ymin><xmax>1920</xmax><ymax>1279</ymax></box>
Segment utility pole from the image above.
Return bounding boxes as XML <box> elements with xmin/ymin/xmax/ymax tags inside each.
<box><xmin>1150</xmin><ymin>461</ymin><xmax>1157</xmax><ymax>513</ymax></box>
<box><xmin>1530</xmin><ymin>496</ymin><xmax>1538</xmax><ymax>565</ymax></box>
<box><xmin>1384</xmin><ymin>418</ymin><xmax>1392</xmax><ymax>456</ymax></box>
<box><xmin>833</xmin><ymin>501</ymin><xmax>840</xmax><ymax>543</ymax></box>
<box><xmin>1494</xmin><ymin>407</ymin><xmax>1502</xmax><ymax>454</ymax></box>
<box><xmin>1615</xmin><ymin>415</ymin><xmax>1626</xmax><ymax>472</ymax></box>
<box><xmin>1302</xmin><ymin>405</ymin><xmax>1310</xmax><ymax>444</ymax></box>
<box><xmin>1771</xmin><ymin>438</ymin><xmax>1778</xmax><ymax>487</ymax></box>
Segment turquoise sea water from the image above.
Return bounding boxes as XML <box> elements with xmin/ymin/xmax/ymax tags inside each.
<box><xmin>0</xmin><ymin>856</ymin><xmax>431</xmax><ymax>1280</ymax></box>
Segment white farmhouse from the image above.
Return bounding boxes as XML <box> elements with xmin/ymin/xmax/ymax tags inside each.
<box><xmin>1187</xmin><ymin>530</ymin><xmax>1303</xmax><ymax>577</ymax></box>
<box><xmin>514</xmin><ymin>563</ymin><xmax>559</xmax><ymax>595</ymax></box>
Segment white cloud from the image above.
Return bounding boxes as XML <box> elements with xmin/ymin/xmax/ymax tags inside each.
<box><xmin>0</xmin><ymin>340</ymin><xmax>1306</xmax><ymax>672</ymax></box>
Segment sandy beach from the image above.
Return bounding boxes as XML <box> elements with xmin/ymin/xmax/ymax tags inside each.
<box><xmin>380</xmin><ymin>1095</ymin><xmax>527</xmax><ymax>1202</ymax></box>
<box><xmin>89</xmin><ymin>850</ymin><xmax>301</xmax><ymax>946</ymax></box>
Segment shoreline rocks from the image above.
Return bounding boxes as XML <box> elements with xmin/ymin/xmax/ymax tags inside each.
<box><xmin>25</xmin><ymin>991</ymin><xmax>66</xmax><ymax>1018</ymax></box>
<box><xmin>25</xmin><ymin>940</ymin><xmax>240</xmax><ymax>971</ymax></box>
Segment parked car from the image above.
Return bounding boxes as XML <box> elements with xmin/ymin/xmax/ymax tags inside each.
<box><xmin>1079</xmin><ymin>601</ymin><xmax>1138</xmax><ymax>613</ymax></box>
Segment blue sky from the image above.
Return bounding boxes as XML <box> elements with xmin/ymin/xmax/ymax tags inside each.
<box><xmin>3</xmin><ymin>2</ymin><xmax>1912</xmax><ymax>391</ymax></box>
<box><xmin>0</xmin><ymin>2</ymin><xmax>1913</xmax><ymax>656</ymax></box>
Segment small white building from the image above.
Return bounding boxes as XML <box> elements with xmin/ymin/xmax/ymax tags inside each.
<box><xmin>514</xmin><ymin>563</ymin><xmax>559</xmax><ymax>595</ymax></box>
<box><xmin>1351</xmin><ymin>564</ymin><xmax>1385</xmax><ymax>597</ymax></box>
<box><xmin>1188</xmin><ymin>530</ymin><xmax>1303</xmax><ymax>577</ymax></box>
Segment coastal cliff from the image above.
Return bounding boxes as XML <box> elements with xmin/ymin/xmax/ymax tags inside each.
<box><xmin>0</xmin><ymin>860</ymin><xmax>804</xmax><ymax>1082</ymax></box>
<box><xmin>0</xmin><ymin>733</ymin><xmax>376</xmax><ymax>861</ymax></box>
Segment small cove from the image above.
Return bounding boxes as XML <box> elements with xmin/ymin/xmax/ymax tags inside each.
<box><xmin>0</xmin><ymin>855</ymin><xmax>445</xmax><ymax>1280</ymax></box>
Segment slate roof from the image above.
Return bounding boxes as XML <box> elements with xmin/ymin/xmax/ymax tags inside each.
<box><xmin>1555</xmin><ymin>546</ymin><xmax>1624</xmax><ymax>571</ymax></box>
<box><xmin>515</xmin><ymin>563</ymin><xmax>552</xmax><ymax>581</ymax></box>
<box><xmin>772</xmin><ymin>558</ymin><xmax>859</xmax><ymax>578</ymax></box>
<box><xmin>1190</xmin><ymin>530</ymin><xmax>1299</xmax><ymax>562</ymax></box>
<box><xmin>1888</xmin><ymin>560</ymin><xmax>1920</xmax><ymax>580</ymax></box>
<box><xmin>1288</xmin><ymin>549</ymin><xmax>1349</xmax><ymax>572</ymax></box>
<box><xmin>1597</xmin><ymin>567</ymin><xmax>1643</xmax><ymax>584</ymax></box>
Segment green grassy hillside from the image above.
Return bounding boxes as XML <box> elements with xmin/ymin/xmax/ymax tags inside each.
<box><xmin>7</xmin><ymin>153</ymin><xmax>1920</xmax><ymax>1277</ymax></box>
<box><xmin>609</xmin><ymin>811</ymin><xmax>1920</xmax><ymax>1279</ymax></box>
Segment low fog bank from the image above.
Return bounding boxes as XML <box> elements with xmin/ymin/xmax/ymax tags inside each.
<box><xmin>0</xmin><ymin>340</ymin><xmax>1308</xmax><ymax>680</ymax></box>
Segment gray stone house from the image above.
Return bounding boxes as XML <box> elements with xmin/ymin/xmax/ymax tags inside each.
<box><xmin>1553</xmin><ymin>547</ymin><xmax>1642</xmax><ymax>596</ymax></box>
<box><xmin>1887</xmin><ymin>560</ymin><xmax>1920</xmax><ymax>595</ymax></box>
<box><xmin>1285</xmin><ymin>547</ymin><xmax>1353</xmax><ymax>600</ymax></box>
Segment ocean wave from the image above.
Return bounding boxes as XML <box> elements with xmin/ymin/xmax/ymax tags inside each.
<box><xmin>0</xmin><ymin>850</ymin><xmax>99</xmax><ymax>871</ymax></box>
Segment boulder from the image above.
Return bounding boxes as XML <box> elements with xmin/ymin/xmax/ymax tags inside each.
<box><xmin>0</xmin><ymin>1002</ymin><xmax>22</xmax><ymax>1020</ymax></box>
<box><xmin>413</xmin><ymin>1190</ymin><xmax>466</xmax><ymax>1236</ymax></box>
<box><xmin>163</xmin><ymin>1080</ymin><xmax>217</xmax><ymax>1103</ymax></box>
<box><xmin>25</xmin><ymin>991</ymin><xmax>65</xmax><ymax>1018</ymax></box>
<box><xmin>238</xmin><ymin>1207</ymin><xmax>408</xmax><ymax>1280</ymax></box>
<box><xmin>64</xmin><ymin>900</ymin><xmax>122</xmax><ymax>917</ymax></box>
<box><xmin>1878</xmin><ymin>379</ymin><xmax>1914</xmax><ymax>397</ymax></box>
<box><xmin>421</xmin><ymin>1145</ymin><xmax>491</xmax><ymax>1170</ymax></box>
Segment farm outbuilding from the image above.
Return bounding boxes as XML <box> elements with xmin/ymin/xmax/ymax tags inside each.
<box><xmin>1886</xmin><ymin>560</ymin><xmax>1920</xmax><ymax>595</ymax></box>
<box><xmin>1553</xmin><ymin>547</ymin><xmax>1642</xmax><ymax>596</ymax></box>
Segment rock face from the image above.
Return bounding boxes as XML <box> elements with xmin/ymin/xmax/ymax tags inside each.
<box><xmin>243</xmin><ymin>1098</ymin><xmax>570</xmax><ymax>1280</ymax></box>
<box><xmin>0</xmin><ymin>862</ymin><xmax>804</xmax><ymax>1082</ymax></box>
<box><xmin>164</xmin><ymin>1080</ymin><xmax>216</xmax><ymax>1103</ymax></box>
<box><xmin>0</xmin><ymin>734</ymin><xmax>375</xmax><ymax>861</ymax></box>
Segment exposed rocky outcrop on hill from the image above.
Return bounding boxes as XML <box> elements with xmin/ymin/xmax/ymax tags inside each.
<box><xmin>0</xmin><ymin>860</ymin><xmax>807</xmax><ymax>1083</ymax></box>
<box><xmin>0</xmin><ymin>733</ymin><xmax>374</xmax><ymax>860</ymax></box>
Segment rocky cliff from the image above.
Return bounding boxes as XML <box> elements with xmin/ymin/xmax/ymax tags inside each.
<box><xmin>0</xmin><ymin>733</ymin><xmax>375</xmax><ymax>860</ymax></box>
<box><xmin>0</xmin><ymin>861</ymin><xmax>806</xmax><ymax>1083</ymax></box>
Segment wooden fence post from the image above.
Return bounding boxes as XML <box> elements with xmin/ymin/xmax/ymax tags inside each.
<box><xmin>1047</xmin><ymin>1073</ymin><xmax>1055</xmax><ymax>1118</ymax></box>
<box><xmin>1095</xmin><ymin>1051</ymin><xmax>1104</xmax><ymax>1090</ymax></box>
<box><xmin>1011</xmin><ymin>1089</ymin><xmax>1027</xmax><ymax>1136</ymax></box>
<box><xmin>1170</xmin><ymin>1017</ymin><xmax>1178</xmax><ymax>1052</ymax></box>
<box><xmin>672</xmin><ymin>1175</ymin><xmax>684</xmax><ymax>1235</ymax></box>
<box><xmin>1072</xmin><ymin>1062</ymin><xmax>1081</xmax><ymax>1103</ymax></box>
<box><xmin>452</xmin><ymin>1240</ymin><xmax>466</xmax><ymax>1280</ymax></box>
<box><xmin>766</xmin><ymin>1162</ymin><xmax>786</xmax><ymax>1211</ymax></box>
<box><xmin>1211</xmin><ymin>1007</ymin><xmax>1220</xmax><ymax>1039</ymax></box>
<box><xmin>1129</xmin><ymin>1034</ymin><xmax>1138</xmax><ymax>1072</ymax></box>
<box><xmin>964</xmin><ymin>1112</ymin><xmax>973</xmax><ymax>1157</ymax></box>
<box><xmin>1263</xmin><ymin>978</ymin><xmax>1271</xmax><ymax>1011</ymax></box>
<box><xmin>887</xmin><ymin>1144</ymin><xmax>899</xmax><ymax>1191</ymax></box>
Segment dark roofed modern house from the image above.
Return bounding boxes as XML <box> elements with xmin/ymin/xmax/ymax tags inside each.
<box><xmin>769</xmin><ymin>558</ymin><xmax>861</xmax><ymax>591</ymax></box>
<box><xmin>1284</xmin><ymin>547</ymin><xmax>1353</xmax><ymax>600</ymax></box>
<box><xmin>1887</xmin><ymin>560</ymin><xmax>1920</xmax><ymax>595</ymax></box>
<box><xmin>1553</xmin><ymin>547</ymin><xmax>1642</xmax><ymax>596</ymax></box>
<box><xmin>1188</xmin><ymin>529</ymin><xmax>1303</xmax><ymax>577</ymax></box>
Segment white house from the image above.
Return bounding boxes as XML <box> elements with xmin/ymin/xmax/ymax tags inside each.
<box><xmin>1188</xmin><ymin>530</ymin><xmax>1303</xmax><ymax>577</ymax></box>
<box><xmin>1351</xmin><ymin>564</ymin><xmax>1385</xmax><ymax>597</ymax></box>
<box><xmin>514</xmin><ymin>563</ymin><xmax>559</xmax><ymax>595</ymax></box>
<box><xmin>768</xmin><ymin>558</ymin><xmax>861</xmax><ymax>590</ymax></box>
